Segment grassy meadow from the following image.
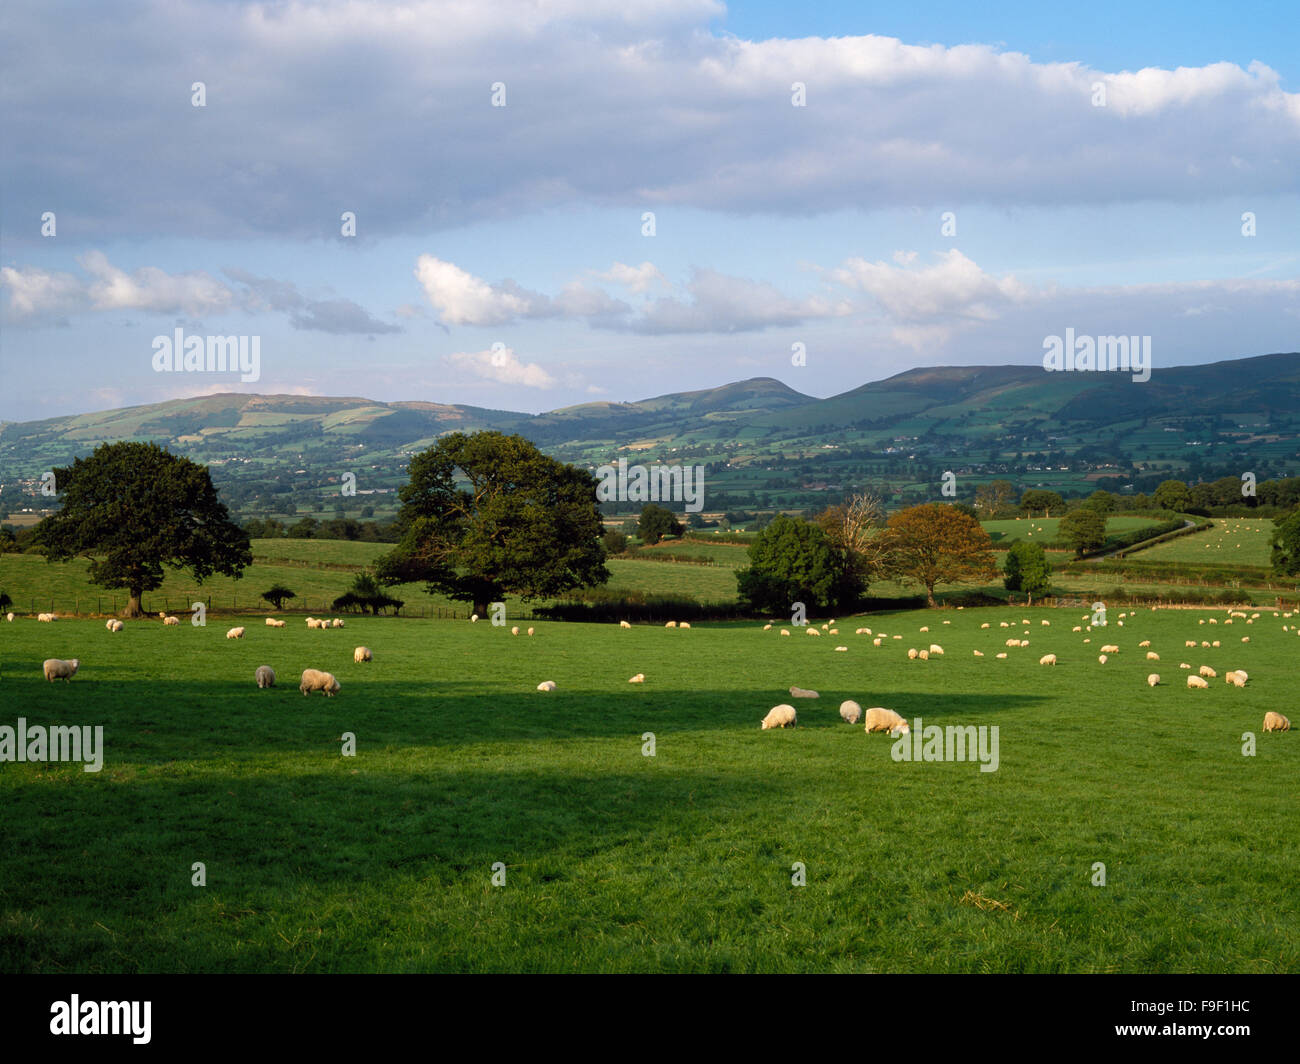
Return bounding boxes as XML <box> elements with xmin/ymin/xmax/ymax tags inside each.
<box><xmin>1</xmin><ymin>603</ymin><xmax>1297</xmax><ymax>973</ymax></box>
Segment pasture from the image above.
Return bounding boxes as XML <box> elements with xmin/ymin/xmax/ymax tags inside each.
<box><xmin>1</xmin><ymin>604</ymin><xmax>1296</xmax><ymax>973</ymax></box>
<box><xmin>1130</xmin><ymin>518</ymin><xmax>1276</xmax><ymax>567</ymax></box>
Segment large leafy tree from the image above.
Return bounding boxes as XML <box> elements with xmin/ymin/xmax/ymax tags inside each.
<box><xmin>1270</xmin><ymin>509</ymin><xmax>1300</xmax><ymax>576</ymax></box>
<box><xmin>375</xmin><ymin>431</ymin><xmax>609</xmax><ymax>615</ymax></box>
<box><xmin>736</xmin><ymin>513</ymin><xmax>857</xmax><ymax>614</ymax></box>
<box><xmin>1020</xmin><ymin>489</ymin><xmax>1065</xmax><ymax>518</ymax></box>
<box><xmin>1059</xmin><ymin>509</ymin><xmax>1107</xmax><ymax>557</ymax></box>
<box><xmin>34</xmin><ymin>442</ymin><xmax>251</xmax><ymax>617</ymax></box>
<box><xmin>880</xmin><ymin>503</ymin><xmax>997</xmax><ymax>607</ymax></box>
<box><xmin>1153</xmin><ymin>479</ymin><xmax>1191</xmax><ymax>512</ymax></box>
<box><xmin>1003</xmin><ymin>540</ymin><xmax>1052</xmax><ymax>603</ymax></box>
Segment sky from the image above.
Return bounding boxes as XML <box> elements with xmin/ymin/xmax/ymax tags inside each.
<box><xmin>1</xmin><ymin>0</ymin><xmax>1297</xmax><ymax>422</ymax></box>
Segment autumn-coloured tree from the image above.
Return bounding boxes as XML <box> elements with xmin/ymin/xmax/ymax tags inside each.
<box><xmin>881</xmin><ymin>503</ymin><xmax>998</xmax><ymax>607</ymax></box>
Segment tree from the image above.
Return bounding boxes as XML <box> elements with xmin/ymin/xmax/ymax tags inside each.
<box><xmin>1020</xmin><ymin>489</ymin><xmax>1065</xmax><ymax>517</ymax></box>
<box><xmin>602</xmin><ymin>529</ymin><xmax>628</xmax><ymax>555</ymax></box>
<box><xmin>374</xmin><ymin>431</ymin><xmax>609</xmax><ymax>616</ymax></box>
<box><xmin>33</xmin><ymin>442</ymin><xmax>251</xmax><ymax>617</ymax></box>
<box><xmin>880</xmin><ymin>503</ymin><xmax>997</xmax><ymax>607</ymax></box>
<box><xmin>288</xmin><ymin>517</ymin><xmax>318</xmax><ymax>539</ymax></box>
<box><xmin>0</xmin><ymin>590</ymin><xmax>11</xmax><ymax>612</ymax></box>
<box><xmin>975</xmin><ymin>479</ymin><xmax>1016</xmax><ymax>517</ymax></box>
<box><xmin>332</xmin><ymin>572</ymin><xmax>403</xmax><ymax>615</ymax></box>
<box><xmin>736</xmin><ymin>514</ymin><xmax>855</xmax><ymax>614</ymax></box>
<box><xmin>1059</xmin><ymin>509</ymin><xmax>1107</xmax><ymax>557</ymax></box>
<box><xmin>1270</xmin><ymin>509</ymin><xmax>1300</xmax><ymax>576</ymax></box>
<box><xmin>815</xmin><ymin>492</ymin><xmax>888</xmax><ymax>593</ymax></box>
<box><xmin>638</xmin><ymin>504</ymin><xmax>683</xmax><ymax>545</ymax></box>
<box><xmin>1153</xmin><ymin>479</ymin><xmax>1191</xmax><ymax>512</ymax></box>
<box><xmin>1083</xmin><ymin>490</ymin><xmax>1117</xmax><ymax>514</ymax></box>
<box><xmin>1003</xmin><ymin>541</ymin><xmax>1052</xmax><ymax>603</ymax></box>
<box><xmin>261</xmin><ymin>584</ymin><xmax>297</xmax><ymax>610</ymax></box>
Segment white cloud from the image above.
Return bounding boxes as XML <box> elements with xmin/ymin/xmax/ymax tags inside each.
<box><xmin>414</xmin><ymin>255</ymin><xmax>552</xmax><ymax>325</ymax></box>
<box><xmin>596</xmin><ymin>262</ymin><xmax>667</xmax><ymax>294</ymax></box>
<box><xmin>446</xmin><ymin>345</ymin><xmax>557</xmax><ymax>388</ymax></box>
<box><xmin>830</xmin><ymin>250</ymin><xmax>1031</xmax><ymax>325</ymax></box>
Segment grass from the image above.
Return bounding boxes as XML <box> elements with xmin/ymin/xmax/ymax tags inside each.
<box><xmin>1130</xmin><ymin>519</ymin><xmax>1276</xmax><ymax>567</ymax></box>
<box><xmin>1</xmin><ymin>604</ymin><xmax>1296</xmax><ymax>972</ymax></box>
<box><xmin>980</xmin><ymin>516</ymin><xmax>1164</xmax><ymax>544</ymax></box>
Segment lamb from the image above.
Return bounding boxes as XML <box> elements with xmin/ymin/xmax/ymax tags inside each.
<box><xmin>928</xmin><ymin>644</ymin><xmax>944</xmax><ymax>655</ymax></box>
<box><xmin>106</xmin><ymin>619</ymin><xmax>116</xmax><ymax>631</ymax></box>
<box><xmin>1019</xmin><ymin>640</ymin><xmax>1030</xmax><ymax>648</ymax></box>
<box><xmin>1041</xmin><ymin>619</ymin><xmax>1050</xmax><ymax>626</ymax></box>
<box><xmin>764</xmin><ymin>624</ymin><xmax>773</xmax><ymax>631</ymax></box>
<box><xmin>255</xmin><ymin>665</ymin><xmax>276</xmax><ymax>689</ymax></box>
<box><xmin>1262</xmin><ymin>712</ymin><xmax>1291</xmax><ymax>732</ymax></box>
<box><xmin>536</xmin><ymin>680</ymin><xmax>557</xmax><ymax>692</ymax></box>
<box><xmin>919</xmin><ymin>626</ymin><xmax>929</xmax><ymax>633</ymax></box>
<box><xmin>300</xmin><ymin>669</ymin><xmax>340</xmax><ymax>697</ymax></box>
<box><xmin>354</xmin><ymin>646</ymin><xmax>372</xmax><ymax>663</ymax></box>
<box><xmin>1072</xmin><ymin>626</ymin><xmax>1081</xmax><ymax>632</ymax></box>
<box><xmin>1180</xmin><ymin>663</ymin><xmax>1191</xmax><ymax>669</ymax></box>
<box><xmin>761</xmin><ymin>704</ymin><xmax>797</xmax><ymax>730</ymax></box>
<box><xmin>1212</xmin><ymin>640</ymin><xmax>1220</xmax><ymax>648</ymax></box>
<box><xmin>789</xmin><ymin>686</ymin><xmax>819</xmax><ymax>699</ymax></box>
<box><xmin>5</xmin><ymin>613</ymin><xmax>12</xmax><ymax>622</ymax></box>
<box><xmin>620</xmin><ymin>621</ymin><xmax>632</xmax><ymax>629</ymax></box>
<box><xmin>863</xmin><ymin>707</ymin><xmax>909</xmax><ymax>734</ymax></box>
<box><xmin>1187</xmin><ymin>675</ymin><xmax>1208</xmax><ymax>689</ymax></box>
<box><xmin>872</xmin><ymin>637</ymin><xmax>882</xmax><ymax>646</ymax></box>
<box><xmin>1147</xmin><ymin>674</ymin><xmax>1160</xmax><ymax>687</ymax></box>
<box><xmin>1199</xmin><ymin>665</ymin><xmax>1217</xmax><ymax>678</ymax></box>
<box><xmin>839</xmin><ymin>700</ymin><xmax>862</xmax><ymax>724</ymax></box>
<box><xmin>43</xmin><ymin>658</ymin><xmax>79</xmax><ymax>682</ymax></box>
<box><xmin>628</xmin><ymin>673</ymin><xmax>645</xmax><ymax>684</ymax></box>
<box><xmin>1146</xmin><ymin>651</ymin><xmax>1159</xmax><ymax>661</ymax></box>
<box><xmin>1039</xmin><ymin>654</ymin><xmax>1057</xmax><ymax>666</ymax></box>
<box><xmin>163</xmin><ymin>616</ymin><xmax>180</xmax><ymax>626</ymax></box>
<box><xmin>1241</xmin><ymin>636</ymin><xmax>1250</xmax><ymax>643</ymax></box>
<box><xmin>226</xmin><ymin>627</ymin><xmax>245</xmax><ymax>639</ymax></box>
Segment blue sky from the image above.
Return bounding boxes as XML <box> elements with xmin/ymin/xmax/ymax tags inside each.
<box><xmin>2</xmin><ymin>0</ymin><xmax>1297</xmax><ymax>420</ymax></box>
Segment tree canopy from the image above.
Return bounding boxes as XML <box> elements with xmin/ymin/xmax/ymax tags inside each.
<box><xmin>33</xmin><ymin>442</ymin><xmax>251</xmax><ymax>617</ymax></box>
<box><xmin>638</xmin><ymin>504</ymin><xmax>683</xmax><ymax>545</ymax></box>
<box><xmin>374</xmin><ymin>431</ymin><xmax>609</xmax><ymax>614</ymax></box>
<box><xmin>880</xmin><ymin>503</ymin><xmax>997</xmax><ymax>607</ymax></box>
<box><xmin>736</xmin><ymin>514</ymin><xmax>859</xmax><ymax>614</ymax></box>
<box><xmin>1020</xmin><ymin>489</ymin><xmax>1065</xmax><ymax>517</ymax></box>
<box><xmin>1270</xmin><ymin>509</ymin><xmax>1300</xmax><ymax>576</ymax></box>
<box><xmin>1003</xmin><ymin>540</ymin><xmax>1052</xmax><ymax>602</ymax></box>
<box><xmin>1059</xmin><ymin>509</ymin><xmax>1107</xmax><ymax>557</ymax></box>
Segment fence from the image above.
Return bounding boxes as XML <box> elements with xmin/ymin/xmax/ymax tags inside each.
<box><xmin>12</xmin><ymin>595</ymin><xmax>542</xmax><ymax>621</ymax></box>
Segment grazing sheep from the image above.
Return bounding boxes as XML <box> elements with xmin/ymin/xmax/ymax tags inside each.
<box><xmin>300</xmin><ymin>669</ymin><xmax>340</xmax><ymax>697</ymax></box>
<box><xmin>918</xmin><ymin>650</ymin><xmax>930</xmax><ymax>660</ymax></box>
<box><xmin>828</xmin><ymin>629</ymin><xmax>838</xmax><ymax>635</ymax></box>
<box><xmin>38</xmin><ymin>613</ymin><xmax>55</xmax><ymax>622</ymax></box>
<box><xmin>105</xmin><ymin>619</ymin><xmax>116</xmax><ymax>631</ymax></box>
<box><xmin>1019</xmin><ymin>640</ymin><xmax>1029</xmax><ymax>648</ymax></box>
<box><xmin>1101</xmin><ymin>645</ymin><xmax>1119</xmax><ymax>654</ymax></box>
<box><xmin>764</xmin><ymin>624</ymin><xmax>773</xmax><ymax>631</ymax></box>
<box><xmin>789</xmin><ymin>686</ymin><xmax>819</xmax><ymax>699</ymax></box>
<box><xmin>42</xmin><ymin>658</ymin><xmax>79</xmax><ymax>682</ymax></box>
<box><xmin>981</xmin><ymin>623</ymin><xmax>990</xmax><ymax>629</ymax></box>
<box><xmin>872</xmin><ymin>637</ymin><xmax>883</xmax><ymax>646</ymax></box>
<box><xmin>863</xmin><ymin>707</ymin><xmax>909</xmax><ymax>734</ymax></box>
<box><xmin>919</xmin><ymin>626</ymin><xmax>929</xmax><ymax>633</ymax></box>
<box><xmin>839</xmin><ymin>700</ymin><xmax>862</xmax><ymax>725</ymax></box>
<box><xmin>163</xmin><ymin>616</ymin><xmax>180</xmax><ymax>626</ymax></box>
<box><xmin>226</xmin><ymin>627</ymin><xmax>245</xmax><ymax>639</ymax></box>
<box><xmin>1225</xmin><ymin>671</ymin><xmax>1246</xmax><ymax>688</ymax></box>
<box><xmin>665</xmin><ymin>621</ymin><xmax>677</xmax><ymax>629</ymax></box>
<box><xmin>834</xmin><ymin>646</ymin><xmax>848</xmax><ymax>652</ymax></box>
<box><xmin>1005</xmin><ymin>638</ymin><xmax>1020</xmax><ymax>647</ymax></box>
<box><xmin>331</xmin><ymin>619</ymin><xmax>345</xmax><ymax>629</ymax></box>
<box><xmin>1072</xmin><ymin>626</ymin><xmax>1081</xmax><ymax>632</ymax></box>
<box><xmin>973</xmin><ymin>650</ymin><xmax>984</xmax><ymax>657</ymax></box>
<box><xmin>354</xmin><ymin>646</ymin><xmax>372</xmax><ymax>663</ymax></box>
<box><xmin>781</xmin><ymin>629</ymin><xmax>791</xmax><ymax>637</ymax></box>
<box><xmin>1233</xmin><ymin>670</ymin><xmax>1248</xmax><ymax>682</ymax></box>
<box><xmin>1241</xmin><ymin>636</ymin><xmax>1250</xmax><ymax>643</ymax></box>
<box><xmin>908</xmin><ymin>648</ymin><xmax>919</xmax><ymax>659</ymax></box>
<box><xmin>265</xmin><ymin>618</ymin><xmax>279</xmax><ymax>626</ymax></box>
<box><xmin>1098</xmin><ymin>654</ymin><xmax>1108</xmax><ymax>664</ymax></box>
<box><xmin>1146</xmin><ymin>651</ymin><xmax>1159</xmax><ymax>661</ymax></box>
<box><xmin>628</xmin><ymin>673</ymin><xmax>645</xmax><ymax>684</ymax></box>
<box><xmin>1041</xmin><ymin>619</ymin><xmax>1050</xmax><ymax>626</ymax></box>
<box><xmin>1083</xmin><ymin>638</ymin><xmax>1091</xmax><ymax>644</ymax></box>
<box><xmin>1187</xmin><ymin>675</ymin><xmax>1209</xmax><ymax>689</ymax></box>
<box><xmin>1185</xmin><ymin>640</ymin><xmax>1196</xmax><ymax>647</ymax></box>
<box><xmin>995</xmin><ymin>652</ymin><xmax>1008</xmax><ymax>659</ymax></box>
<box><xmin>680</xmin><ymin>622</ymin><xmax>691</xmax><ymax>629</ymax></box>
<box><xmin>1262</xmin><ymin>712</ymin><xmax>1291</xmax><ymax>732</ymax></box>
<box><xmin>761</xmin><ymin>704</ymin><xmax>797</xmax><ymax>730</ymax></box>
<box><xmin>1180</xmin><ymin>662</ymin><xmax>1191</xmax><ymax>669</ymax></box>
<box><xmin>270</xmin><ymin>618</ymin><xmax>286</xmax><ymax>627</ymax></box>
<box><xmin>105</xmin><ymin>619</ymin><xmax>124</xmax><ymax>632</ymax></box>
<box><xmin>1039</xmin><ymin>654</ymin><xmax>1057</xmax><ymax>666</ymax></box>
<box><xmin>1200</xmin><ymin>641</ymin><xmax>1210</xmax><ymax>648</ymax></box>
<box><xmin>536</xmin><ymin>680</ymin><xmax>557</xmax><ymax>692</ymax></box>
<box><xmin>1212</xmin><ymin>640</ymin><xmax>1220</xmax><ymax>648</ymax></box>
<box><xmin>470</xmin><ymin>614</ymin><xmax>479</xmax><ymax>623</ymax></box>
<box><xmin>5</xmin><ymin>613</ymin><xmax>13</xmax><ymax>622</ymax></box>
<box><xmin>255</xmin><ymin>665</ymin><xmax>276</xmax><ymax>689</ymax></box>
<box><xmin>527</xmin><ymin>628</ymin><xmax>535</xmax><ymax>636</ymax></box>
<box><xmin>1199</xmin><ymin>665</ymin><xmax>1217</xmax><ymax>678</ymax></box>
<box><xmin>511</xmin><ymin>626</ymin><xmax>520</xmax><ymax>636</ymax></box>
<box><xmin>928</xmin><ymin>644</ymin><xmax>944</xmax><ymax>655</ymax></box>
<box><xmin>1147</xmin><ymin>674</ymin><xmax>1160</xmax><ymax>687</ymax></box>
<box><xmin>619</xmin><ymin>620</ymin><xmax>632</xmax><ymax>629</ymax></box>
<box><xmin>806</xmin><ymin>628</ymin><xmax>820</xmax><ymax>636</ymax></box>
<box><xmin>1000</xmin><ymin>622</ymin><xmax>1009</xmax><ymax>628</ymax></box>
<box><xmin>1139</xmin><ymin>640</ymin><xmax>1151</xmax><ymax>648</ymax></box>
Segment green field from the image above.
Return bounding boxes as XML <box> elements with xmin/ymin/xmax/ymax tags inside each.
<box><xmin>1129</xmin><ymin>518</ymin><xmax>1276</xmax><ymax>567</ymax></box>
<box><xmin>1</xmin><ymin>605</ymin><xmax>1296</xmax><ymax>973</ymax></box>
<box><xmin>980</xmin><ymin>515</ymin><xmax>1164</xmax><ymax>545</ymax></box>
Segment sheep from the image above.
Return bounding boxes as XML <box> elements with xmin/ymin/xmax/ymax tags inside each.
<box><xmin>908</xmin><ymin>648</ymin><xmax>919</xmax><ymax>659</ymax></box>
<box><xmin>981</xmin><ymin>623</ymin><xmax>990</xmax><ymax>629</ymax></box>
<box><xmin>680</xmin><ymin>622</ymin><xmax>691</xmax><ymax>629</ymax></box>
<box><xmin>764</xmin><ymin>624</ymin><xmax>773</xmax><ymax>631</ymax></box>
<box><xmin>1146</xmin><ymin>651</ymin><xmax>1159</xmax><ymax>661</ymax></box>
<box><xmin>789</xmin><ymin>686</ymin><xmax>819</xmax><ymax>699</ymax></box>
<box><xmin>43</xmin><ymin>658</ymin><xmax>79</xmax><ymax>682</ymax></box>
<box><xmin>1100</xmin><ymin>645</ymin><xmax>1120</xmax><ymax>654</ymax></box>
<box><xmin>761</xmin><ymin>704</ymin><xmax>797</xmax><ymax>730</ymax></box>
<box><xmin>1180</xmin><ymin>662</ymin><xmax>1191</xmax><ymax>669</ymax></box>
<box><xmin>105</xmin><ymin>619</ymin><xmax>116</xmax><ymax>631</ymax></box>
<box><xmin>1185</xmin><ymin>640</ymin><xmax>1196</xmax><ymax>647</ymax></box>
<box><xmin>37</xmin><ymin>613</ymin><xmax>55</xmax><ymax>622</ymax></box>
<box><xmin>265</xmin><ymin>618</ymin><xmax>279</xmax><ymax>626</ymax></box>
<box><xmin>5</xmin><ymin>612</ymin><xmax>13</xmax><ymax>622</ymax></box>
<box><xmin>973</xmin><ymin>650</ymin><xmax>984</xmax><ymax>657</ymax></box>
<box><xmin>470</xmin><ymin>614</ymin><xmax>479</xmax><ymax>623</ymax></box>
<box><xmin>1098</xmin><ymin>654</ymin><xmax>1108</xmax><ymax>664</ymax></box>
<box><xmin>781</xmin><ymin>629</ymin><xmax>791</xmax><ymax>637</ymax></box>
<box><xmin>872</xmin><ymin>637</ymin><xmax>883</xmax><ymax>646</ymax></box>
<box><xmin>1200</xmin><ymin>641</ymin><xmax>1210</xmax><ymax>648</ymax></box>
<box><xmin>1139</xmin><ymin>640</ymin><xmax>1151</xmax><ymax>648</ymax></box>
<box><xmin>620</xmin><ymin>621</ymin><xmax>632</xmax><ymax>629</ymax></box>
<box><xmin>536</xmin><ymin>680</ymin><xmax>557</xmax><ymax>692</ymax></box>
<box><xmin>1000</xmin><ymin>622</ymin><xmax>1009</xmax><ymax>628</ymax></box>
<box><xmin>527</xmin><ymin>628</ymin><xmax>535</xmax><ymax>636</ymax></box>
<box><xmin>834</xmin><ymin>646</ymin><xmax>848</xmax><ymax>652</ymax></box>
<box><xmin>806</xmin><ymin>627</ymin><xmax>820</xmax><ymax>636</ymax></box>
<box><xmin>1224</xmin><ymin>671</ymin><xmax>1246</xmax><ymax>688</ymax></box>
<box><xmin>1041</xmin><ymin>619</ymin><xmax>1050</xmax><ymax>626</ymax></box>
<box><xmin>163</xmin><ymin>616</ymin><xmax>180</xmax><ymax>626</ymax></box>
<box><xmin>839</xmin><ymin>700</ymin><xmax>862</xmax><ymax>725</ymax></box>
<box><xmin>354</xmin><ymin>646</ymin><xmax>372</xmax><ymax>663</ymax></box>
<box><xmin>331</xmin><ymin>618</ymin><xmax>345</xmax><ymax>629</ymax></box>
<box><xmin>821</xmin><ymin>623</ymin><xmax>829</xmax><ymax>631</ymax></box>
<box><xmin>1039</xmin><ymin>654</ymin><xmax>1057</xmax><ymax>666</ymax></box>
<box><xmin>511</xmin><ymin>626</ymin><xmax>520</xmax><ymax>636</ymax></box>
<box><xmin>105</xmin><ymin>619</ymin><xmax>124</xmax><ymax>632</ymax></box>
<box><xmin>1199</xmin><ymin>665</ymin><xmax>1217</xmax><ymax>678</ymax></box>
<box><xmin>918</xmin><ymin>650</ymin><xmax>930</xmax><ymax>660</ymax></box>
<box><xmin>995</xmin><ymin>652</ymin><xmax>1007</xmax><ymax>659</ymax></box>
<box><xmin>863</xmin><ymin>707</ymin><xmax>909</xmax><ymax>734</ymax></box>
<box><xmin>1233</xmin><ymin>670</ymin><xmax>1248</xmax><ymax>682</ymax></box>
<box><xmin>1187</xmin><ymin>675</ymin><xmax>1208</xmax><ymax>689</ymax></box>
<box><xmin>1005</xmin><ymin>638</ymin><xmax>1020</xmax><ymax>647</ymax></box>
<box><xmin>928</xmin><ymin>644</ymin><xmax>944</xmax><ymax>655</ymax></box>
<box><xmin>1147</xmin><ymin>674</ymin><xmax>1160</xmax><ymax>687</ymax></box>
<box><xmin>1019</xmin><ymin>640</ymin><xmax>1030</xmax><ymax>648</ymax></box>
<box><xmin>628</xmin><ymin>673</ymin><xmax>645</xmax><ymax>684</ymax></box>
<box><xmin>1083</xmin><ymin>638</ymin><xmax>1091</xmax><ymax>644</ymax></box>
<box><xmin>1241</xmin><ymin>636</ymin><xmax>1250</xmax><ymax>643</ymax></box>
<box><xmin>1212</xmin><ymin>640</ymin><xmax>1220</xmax><ymax>648</ymax></box>
<box><xmin>1072</xmin><ymin>626</ymin><xmax>1081</xmax><ymax>632</ymax></box>
<box><xmin>226</xmin><ymin>627</ymin><xmax>245</xmax><ymax>639</ymax></box>
<box><xmin>665</xmin><ymin>621</ymin><xmax>677</xmax><ymax>629</ymax></box>
<box><xmin>1262</xmin><ymin>712</ymin><xmax>1291</xmax><ymax>732</ymax></box>
<box><xmin>255</xmin><ymin>665</ymin><xmax>276</xmax><ymax>689</ymax></box>
<box><xmin>919</xmin><ymin>626</ymin><xmax>929</xmax><ymax>633</ymax></box>
<box><xmin>300</xmin><ymin>669</ymin><xmax>340</xmax><ymax>697</ymax></box>
<box><xmin>828</xmin><ymin>629</ymin><xmax>838</xmax><ymax>635</ymax></box>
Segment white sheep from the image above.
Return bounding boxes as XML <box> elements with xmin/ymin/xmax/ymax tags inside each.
<box><xmin>981</xmin><ymin>623</ymin><xmax>990</xmax><ymax>629</ymax></box>
<box><xmin>1146</xmin><ymin>651</ymin><xmax>1159</xmax><ymax>661</ymax></box>
<box><xmin>1225</xmin><ymin>671</ymin><xmax>1246</xmax><ymax>688</ymax></box>
<box><xmin>995</xmin><ymin>652</ymin><xmax>1007</xmax><ymax>659</ymax></box>
<box><xmin>105</xmin><ymin>619</ymin><xmax>116</xmax><ymax>631</ymax></box>
<box><xmin>354</xmin><ymin>646</ymin><xmax>372</xmax><ymax>663</ymax></box>
<box><xmin>1199</xmin><ymin>665</ymin><xmax>1216</xmax><ymax>678</ymax></box>
<box><xmin>665</xmin><ymin>621</ymin><xmax>677</xmax><ymax>629</ymax></box>
<box><xmin>1041</xmin><ymin>619</ymin><xmax>1050</xmax><ymax>626</ymax></box>
<box><xmin>764</xmin><ymin>624</ymin><xmax>773</xmax><ymax>631</ymax></box>
<box><xmin>781</xmin><ymin>629</ymin><xmax>791</xmax><ymax>637</ymax></box>
<box><xmin>761</xmin><ymin>704</ymin><xmax>797</xmax><ymax>730</ymax></box>
<box><xmin>628</xmin><ymin>673</ymin><xmax>645</xmax><ymax>684</ymax></box>
<box><xmin>918</xmin><ymin>650</ymin><xmax>930</xmax><ymax>660</ymax></box>
<box><xmin>527</xmin><ymin>628</ymin><xmax>535</xmax><ymax>636</ymax></box>
<box><xmin>1100</xmin><ymin>644</ymin><xmax>1119</xmax><ymax>654</ymax></box>
<box><xmin>1147</xmin><ymin>674</ymin><xmax>1160</xmax><ymax>687</ymax></box>
<box><xmin>928</xmin><ymin>644</ymin><xmax>944</xmax><ymax>655</ymax></box>
<box><xmin>872</xmin><ymin>637</ymin><xmax>882</xmax><ymax>646</ymax></box>
<box><xmin>1098</xmin><ymin>654</ymin><xmax>1108</xmax><ymax>664</ymax></box>
<box><xmin>1187</xmin><ymin>675</ymin><xmax>1208</xmax><ymax>689</ymax></box>
<box><xmin>1039</xmin><ymin>654</ymin><xmax>1057</xmax><ymax>666</ymax></box>
<box><xmin>511</xmin><ymin>626</ymin><xmax>520</xmax><ymax>636</ymax></box>
<box><xmin>863</xmin><ymin>707</ymin><xmax>909</xmax><ymax>734</ymax></box>
<box><xmin>300</xmin><ymin>669</ymin><xmax>340</xmax><ymax>697</ymax></box>
<box><xmin>834</xmin><ymin>646</ymin><xmax>848</xmax><ymax>652</ymax></box>
<box><xmin>806</xmin><ymin>628</ymin><xmax>820</xmax><ymax>636</ymax></box>
<box><xmin>1005</xmin><ymin>638</ymin><xmax>1020</xmax><ymax>647</ymax></box>
<box><xmin>973</xmin><ymin>650</ymin><xmax>984</xmax><ymax>657</ymax></box>
<box><xmin>680</xmin><ymin>622</ymin><xmax>691</xmax><ymax>629</ymax></box>
<box><xmin>537</xmin><ymin>680</ymin><xmax>557</xmax><ymax>691</ymax></box>
<box><xmin>789</xmin><ymin>686</ymin><xmax>819</xmax><ymax>699</ymax></box>
<box><xmin>1241</xmin><ymin>636</ymin><xmax>1250</xmax><ymax>643</ymax></box>
<box><xmin>828</xmin><ymin>628</ymin><xmax>838</xmax><ymax>635</ymax></box>
<box><xmin>265</xmin><ymin>617</ymin><xmax>279</xmax><ymax>626</ymax></box>
<box><xmin>1212</xmin><ymin>640</ymin><xmax>1220</xmax><ymax>648</ymax></box>
<box><xmin>1262</xmin><ymin>712</ymin><xmax>1290</xmax><ymax>732</ymax></box>
<box><xmin>1139</xmin><ymin>640</ymin><xmax>1151</xmax><ymax>648</ymax></box>
<box><xmin>5</xmin><ymin>613</ymin><xmax>12</xmax><ymax>622</ymax></box>
<box><xmin>331</xmin><ymin>618</ymin><xmax>345</xmax><ymax>628</ymax></box>
<box><xmin>38</xmin><ymin>613</ymin><xmax>55</xmax><ymax>622</ymax></box>
<box><xmin>471</xmin><ymin>614</ymin><xmax>479</xmax><ymax>623</ymax></box>
<box><xmin>620</xmin><ymin>620</ymin><xmax>632</xmax><ymax>629</ymax></box>
<box><xmin>163</xmin><ymin>616</ymin><xmax>180</xmax><ymax>626</ymax></box>
<box><xmin>43</xmin><ymin>658</ymin><xmax>79</xmax><ymax>682</ymax></box>
<box><xmin>908</xmin><ymin>648</ymin><xmax>919</xmax><ymax>659</ymax></box>
<box><xmin>919</xmin><ymin>626</ymin><xmax>929</xmax><ymax>633</ymax></box>
<box><xmin>1019</xmin><ymin>640</ymin><xmax>1030</xmax><ymax>648</ymax></box>
<box><xmin>839</xmin><ymin>700</ymin><xmax>861</xmax><ymax>725</ymax></box>
<box><xmin>255</xmin><ymin>665</ymin><xmax>276</xmax><ymax>689</ymax></box>
<box><xmin>1072</xmin><ymin>626</ymin><xmax>1081</xmax><ymax>632</ymax></box>
<box><xmin>1185</xmin><ymin>640</ymin><xmax>1196</xmax><ymax>647</ymax></box>
<box><xmin>226</xmin><ymin>626</ymin><xmax>245</xmax><ymax>639</ymax></box>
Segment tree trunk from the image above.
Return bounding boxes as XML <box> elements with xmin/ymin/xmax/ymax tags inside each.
<box><xmin>122</xmin><ymin>589</ymin><xmax>144</xmax><ymax>618</ymax></box>
<box><xmin>926</xmin><ymin>585</ymin><xmax>936</xmax><ymax>608</ymax></box>
<box><xmin>473</xmin><ymin>600</ymin><xmax>488</xmax><ymax>618</ymax></box>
